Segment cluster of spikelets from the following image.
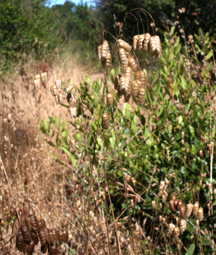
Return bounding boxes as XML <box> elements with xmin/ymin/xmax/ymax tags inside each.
<box><xmin>98</xmin><ymin>35</ymin><xmax>161</xmax><ymax>130</ymax></box>
<box><xmin>33</xmin><ymin>73</ymin><xmax>48</xmax><ymax>90</ymax></box>
<box><xmin>15</xmin><ymin>207</ymin><xmax>68</xmax><ymax>255</ymax></box>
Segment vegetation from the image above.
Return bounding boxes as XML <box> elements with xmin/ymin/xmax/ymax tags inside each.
<box><xmin>0</xmin><ymin>0</ymin><xmax>216</xmax><ymax>254</ymax></box>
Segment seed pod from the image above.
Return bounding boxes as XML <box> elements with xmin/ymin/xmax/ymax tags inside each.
<box><xmin>167</xmin><ymin>223</ymin><xmax>175</xmax><ymax>237</ymax></box>
<box><xmin>57</xmin><ymin>92</ymin><xmax>63</xmax><ymax>104</ymax></box>
<box><xmin>128</xmin><ymin>55</ymin><xmax>138</xmax><ymax>72</ymax></box>
<box><xmin>39</xmin><ymin>228</ymin><xmax>47</xmax><ymax>247</ymax></box>
<box><xmin>180</xmin><ymin>205</ymin><xmax>185</xmax><ymax>218</ymax></box>
<box><xmin>138</xmin><ymin>87</ymin><xmax>145</xmax><ymax>105</ymax></box>
<box><xmin>48</xmin><ymin>244</ymin><xmax>57</xmax><ymax>255</ymax></box>
<box><xmin>143</xmin><ymin>33</ymin><xmax>151</xmax><ymax>52</ymax></box>
<box><xmin>138</xmin><ymin>34</ymin><xmax>145</xmax><ymax>51</ymax></box>
<box><xmin>107</xmin><ymin>92</ymin><xmax>114</xmax><ymax>108</ymax></box>
<box><xmin>16</xmin><ymin>232</ymin><xmax>24</xmax><ymax>252</ymax></box>
<box><xmin>185</xmin><ymin>203</ymin><xmax>193</xmax><ymax>218</ymax></box>
<box><xmin>106</xmin><ymin>52</ymin><xmax>112</xmax><ymax>68</ymax></box>
<box><xmin>114</xmin><ymin>74</ymin><xmax>121</xmax><ymax>91</ymax></box>
<box><xmin>50</xmin><ymin>85</ymin><xmax>57</xmax><ymax>96</ymax></box>
<box><xmin>31</xmin><ymin>231</ymin><xmax>39</xmax><ymax>245</ymax></box>
<box><xmin>177</xmin><ymin>200</ymin><xmax>182</xmax><ymax>211</ymax></box>
<box><xmin>133</xmin><ymin>35</ymin><xmax>139</xmax><ymax>50</ymax></box>
<box><xmin>66</xmin><ymin>85</ymin><xmax>73</xmax><ymax>94</ymax></box>
<box><xmin>68</xmin><ymin>136</ymin><xmax>76</xmax><ymax>151</ymax></box>
<box><xmin>69</xmin><ymin>107</ymin><xmax>77</xmax><ymax>118</ymax></box>
<box><xmin>26</xmin><ymin>240</ymin><xmax>35</xmax><ymax>255</ymax></box>
<box><xmin>198</xmin><ymin>207</ymin><xmax>204</xmax><ymax>222</ymax></box>
<box><xmin>29</xmin><ymin>215</ymin><xmax>39</xmax><ymax>233</ymax></box>
<box><xmin>193</xmin><ymin>202</ymin><xmax>199</xmax><ymax>216</ymax></box>
<box><xmin>49</xmin><ymin>229</ymin><xmax>57</xmax><ymax>246</ymax></box>
<box><xmin>45</xmin><ymin>228</ymin><xmax>51</xmax><ymax>245</ymax></box>
<box><xmin>41</xmin><ymin>243</ymin><xmax>48</xmax><ymax>254</ymax></box>
<box><xmin>57</xmin><ymin>229</ymin><xmax>68</xmax><ymax>244</ymax></box>
<box><xmin>118</xmin><ymin>48</ymin><xmax>128</xmax><ymax>67</ymax></box>
<box><xmin>26</xmin><ymin>216</ymin><xmax>32</xmax><ymax>232</ymax></box>
<box><xmin>41</xmin><ymin>72</ymin><xmax>47</xmax><ymax>83</ymax></box>
<box><xmin>55</xmin><ymin>79</ymin><xmax>62</xmax><ymax>89</ymax></box>
<box><xmin>102</xmin><ymin>112</ymin><xmax>110</xmax><ymax>129</ymax></box>
<box><xmin>101</xmin><ymin>40</ymin><xmax>110</xmax><ymax>60</ymax></box>
<box><xmin>118</xmin><ymin>39</ymin><xmax>132</xmax><ymax>52</ymax></box>
<box><xmin>180</xmin><ymin>219</ymin><xmax>187</xmax><ymax>234</ymax></box>
<box><xmin>136</xmin><ymin>71</ymin><xmax>146</xmax><ymax>87</ymax></box>
<box><xmin>21</xmin><ymin>222</ymin><xmax>32</xmax><ymax>244</ymax></box>
<box><xmin>34</xmin><ymin>79</ymin><xmax>41</xmax><ymax>90</ymax></box>
<box><xmin>149</xmin><ymin>35</ymin><xmax>162</xmax><ymax>59</ymax></box>
<box><xmin>98</xmin><ymin>45</ymin><xmax>102</xmax><ymax>61</ymax></box>
<box><xmin>173</xmin><ymin>226</ymin><xmax>180</xmax><ymax>239</ymax></box>
<box><xmin>131</xmin><ymin>80</ymin><xmax>141</xmax><ymax>97</ymax></box>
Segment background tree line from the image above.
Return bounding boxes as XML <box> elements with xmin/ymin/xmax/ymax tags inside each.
<box><xmin>0</xmin><ymin>0</ymin><xmax>215</xmax><ymax>72</ymax></box>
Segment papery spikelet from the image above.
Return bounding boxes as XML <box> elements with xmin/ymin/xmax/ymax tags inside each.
<box><xmin>180</xmin><ymin>219</ymin><xmax>187</xmax><ymax>234</ymax></box>
<box><xmin>16</xmin><ymin>232</ymin><xmax>24</xmax><ymax>252</ymax></box>
<box><xmin>118</xmin><ymin>48</ymin><xmax>128</xmax><ymax>67</ymax></box>
<box><xmin>25</xmin><ymin>240</ymin><xmax>35</xmax><ymax>255</ymax></box>
<box><xmin>193</xmin><ymin>202</ymin><xmax>199</xmax><ymax>216</ymax></box>
<box><xmin>167</xmin><ymin>223</ymin><xmax>175</xmax><ymax>237</ymax></box>
<box><xmin>34</xmin><ymin>79</ymin><xmax>41</xmax><ymax>90</ymax></box>
<box><xmin>114</xmin><ymin>74</ymin><xmax>121</xmax><ymax>91</ymax></box>
<box><xmin>138</xmin><ymin>87</ymin><xmax>145</xmax><ymax>105</ymax></box>
<box><xmin>98</xmin><ymin>45</ymin><xmax>102</xmax><ymax>61</ymax></box>
<box><xmin>41</xmin><ymin>72</ymin><xmax>47</xmax><ymax>83</ymax></box>
<box><xmin>50</xmin><ymin>85</ymin><xmax>57</xmax><ymax>96</ymax></box>
<box><xmin>136</xmin><ymin>71</ymin><xmax>146</xmax><ymax>87</ymax></box>
<box><xmin>118</xmin><ymin>39</ymin><xmax>132</xmax><ymax>52</ymax></box>
<box><xmin>107</xmin><ymin>92</ymin><xmax>114</xmax><ymax>108</ymax></box>
<box><xmin>180</xmin><ymin>205</ymin><xmax>185</xmax><ymax>218</ymax></box>
<box><xmin>55</xmin><ymin>79</ymin><xmax>62</xmax><ymax>89</ymax></box>
<box><xmin>69</xmin><ymin>107</ymin><xmax>77</xmax><ymax>118</ymax></box>
<box><xmin>106</xmin><ymin>52</ymin><xmax>112</xmax><ymax>68</ymax></box>
<box><xmin>66</xmin><ymin>85</ymin><xmax>73</xmax><ymax>93</ymax></box>
<box><xmin>143</xmin><ymin>33</ymin><xmax>151</xmax><ymax>52</ymax></box>
<box><xmin>21</xmin><ymin>222</ymin><xmax>31</xmax><ymax>244</ymax></box>
<box><xmin>138</xmin><ymin>34</ymin><xmax>145</xmax><ymax>51</ymax></box>
<box><xmin>173</xmin><ymin>226</ymin><xmax>180</xmax><ymax>239</ymax></box>
<box><xmin>133</xmin><ymin>35</ymin><xmax>139</xmax><ymax>50</ymax></box>
<box><xmin>35</xmin><ymin>74</ymin><xmax>40</xmax><ymax>80</ymax></box>
<box><xmin>131</xmin><ymin>80</ymin><xmax>141</xmax><ymax>97</ymax></box>
<box><xmin>149</xmin><ymin>35</ymin><xmax>162</xmax><ymax>59</ymax></box>
<box><xmin>57</xmin><ymin>92</ymin><xmax>63</xmax><ymax>104</ymax></box>
<box><xmin>102</xmin><ymin>112</ymin><xmax>110</xmax><ymax>129</ymax></box>
<box><xmin>128</xmin><ymin>55</ymin><xmax>138</xmax><ymax>72</ymax></box>
<box><xmin>198</xmin><ymin>207</ymin><xmax>204</xmax><ymax>222</ymax></box>
<box><xmin>101</xmin><ymin>40</ymin><xmax>110</xmax><ymax>60</ymax></box>
<box><xmin>68</xmin><ymin>136</ymin><xmax>76</xmax><ymax>151</ymax></box>
<box><xmin>177</xmin><ymin>200</ymin><xmax>182</xmax><ymax>211</ymax></box>
<box><xmin>185</xmin><ymin>203</ymin><xmax>193</xmax><ymax>218</ymax></box>
<box><xmin>169</xmin><ymin>200</ymin><xmax>175</xmax><ymax>211</ymax></box>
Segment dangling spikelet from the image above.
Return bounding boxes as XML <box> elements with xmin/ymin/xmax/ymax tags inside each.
<box><xmin>50</xmin><ymin>85</ymin><xmax>57</xmax><ymax>96</ymax></box>
<box><xmin>185</xmin><ymin>203</ymin><xmax>193</xmax><ymax>218</ymax></box>
<box><xmin>57</xmin><ymin>92</ymin><xmax>63</xmax><ymax>104</ymax></box>
<box><xmin>114</xmin><ymin>74</ymin><xmax>122</xmax><ymax>91</ymax></box>
<box><xmin>16</xmin><ymin>232</ymin><xmax>24</xmax><ymax>253</ymax></box>
<box><xmin>138</xmin><ymin>87</ymin><xmax>145</xmax><ymax>105</ymax></box>
<box><xmin>118</xmin><ymin>48</ymin><xmax>128</xmax><ymax>67</ymax></box>
<box><xmin>98</xmin><ymin>45</ymin><xmax>102</xmax><ymax>61</ymax></box>
<box><xmin>41</xmin><ymin>72</ymin><xmax>47</xmax><ymax>83</ymax></box>
<box><xmin>34</xmin><ymin>79</ymin><xmax>41</xmax><ymax>90</ymax></box>
<box><xmin>169</xmin><ymin>200</ymin><xmax>175</xmax><ymax>212</ymax></box>
<box><xmin>167</xmin><ymin>223</ymin><xmax>175</xmax><ymax>237</ymax></box>
<box><xmin>101</xmin><ymin>40</ymin><xmax>110</xmax><ymax>60</ymax></box>
<box><xmin>66</xmin><ymin>85</ymin><xmax>73</xmax><ymax>94</ymax></box>
<box><xmin>55</xmin><ymin>79</ymin><xmax>62</xmax><ymax>89</ymax></box>
<box><xmin>107</xmin><ymin>92</ymin><xmax>114</xmax><ymax>108</ymax></box>
<box><xmin>125</xmin><ymin>66</ymin><xmax>133</xmax><ymax>81</ymax></box>
<box><xmin>68</xmin><ymin>136</ymin><xmax>76</xmax><ymax>151</ymax></box>
<box><xmin>124</xmin><ymin>80</ymin><xmax>131</xmax><ymax>102</ymax></box>
<box><xmin>26</xmin><ymin>240</ymin><xmax>35</xmax><ymax>255</ymax></box>
<box><xmin>69</xmin><ymin>107</ymin><xmax>77</xmax><ymax>118</ymax></box>
<box><xmin>198</xmin><ymin>207</ymin><xmax>204</xmax><ymax>222</ymax></box>
<box><xmin>180</xmin><ymin>219</ymin><xmax>186</xmax><ymax>234</ymax></box>
<box><xmin>143</xmin><ymin>33</ymin><xmax>151</xmax><ymax>52</ymax></box>
<box><xmin>149</xmin><ymin>35</ymin><xmax>162</xmax><ymax>59</ymax></box>
<box><xmin>68</xmin><ymin>94</ymin><xmax>77</xmax><ymax>107</ymax></box>
<box><xmin>35</xmin><ymin>74</ymin><xmax>41</xmax><ymax>80</ymax></box>
<box><xmin>128</xmin><ymin>55</ymin><xmax>138</xmax><ymax>72</ymax></box>
<box><xmin>106</xmin><ymin>52</ymin><xmax>112</xmax><ymax>68</ymax></box>
<box><xmin>131</xmin><ymin>80</ymin><xmax>141</xmax><ymax>97</ymax></box>
<box><xmin>174</xmin><ymin>217</ymin><xmax>179</xmax><ymax>226</ymax></box>
<box><xmin>193</xmin><ymin>202</ymin><xmax>199</xmax><ymax>216</ymax></box>
<box><xmin>173</xmin><ymin>226</ymin><xmax>180</xmax><ymax>239</ymax></box>
<box><xmin>117</xmin><ymin>39</ymin><xmax>132</xmax><ymax>52</ymax></box>
<box><xmin>54</xmin><ymin>95</ymin><xmax>59</xmax><ymax>105</ymax></box>
<box><xmin>138</xmin><ymin>34</ymin><xmax>145</xmax><ymax>51</ymax></box>
<box><xmin>136</xmin><ymin>71</ymin><xmax>146</xmax><ymax>87</ymax></box>
<box><xmin>133</xmin><ymin>35</ymin><xmax>139</xmax><ymax>51</ymax></box>
<box><xmin>180</xmin><ymin>205</ymin><xmax>185</xmax><ymax>218</ymax></box>
<box><xmin>102</xmin><ymin>112</ymin><xmax>110</xmax><ymax>129</ymax></box>
<box><xmin>177</xmin><ymin>200</ymin><xmax>182</xmax><ymax>211</ymax></box>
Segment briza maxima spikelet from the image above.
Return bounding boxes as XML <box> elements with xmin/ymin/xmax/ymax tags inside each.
<box><xmin>131</xmin><ymin>80</ymin><xmax>141</xmax><ymax>97</ymax></box>
<box><xmin>29</xmin><ymin>214</ymin><xmax>39</xmax><ymax>233</ymax></box>
<box><xmin>54</xmin><ymin>95</ymin><xmax>59</xmax><ymax>105</ymax></box>
<box><xmin>107</xmin><ymin>92</ymin><xmax>114</xmax><ymax>108</ymax></box>
<box><xmin>16</xmin><ymin>232</ymin><xmax>24</xmax><ymax>252</ymax></box>
<box><xmin>180</xmin><ymin>205</ymin><xmax>185</xmax><ymax>218</ymax></box>
<box><xmin>136</xmin><ymin>71</ymin><xmax>146</xmax><ymax>87</ymax></box>
<box><xmin>133</xmin><ymin>35</ymin><xmax>139</xmax><ymax>50</ymax></box>
<box><xmin>50</xmin><ymin>85</ymin><xmax>57</xmax><ymax>96</ymax></box>
<box><xmin>177</xmin><ymin>200</ymin><xmax>182</xmax><ymax>211</ymax></box>
<box><xmin>198</xmin><ymin>207</ymin><xmax>204</xmax><ymax>222</ymax></box>
<box><xmin>173</xmin><ymin>226</ymin><xmax>180</xmax><ymax>239</ymax></box>
<box><xmin>26</xmin><ymin>240</ymin><xmax>35</xmax><ymax>255</ymax></box>
<box><xmin>45</xmin><ymin>228</ymin><xmax>51</xmax><ymax>245</ymax></box>
<box><xmin>69</xmin><ymin>107</ymin><xmax>77</xmax><ymax>118</ymax></box>
<box><xmin>149</xmin><ymin>35</ymin><xmax>162</xmax><ymax>59</ymax></box>
<box><xmin>38</xmin><ymin>219</ymin><xmax>46</xmax><ymax>232</ymax></box>
<box><xmin>128</xmin><ymin>55</ymin><xmax>138</xmax><ymax>72</ymax></box>
<box><xmin>101</xmin><ymin>40</ymin><xmax>110</xmax><ymax>60</ymax></box>
<box><xmin>39</xmin><ymin>228</ymin><xmax>47</xmax><ymax>247</ymax></box>
<box><xmin>143</xmin><ymin>33</ymin><xmax>151</xmax><ymax>52</ymax></box>
<box><xmin>49</xmin><ymin>229</ymin><xmax>57</xmax><ymax>246</ymax></box>
<box><xmin>169</xmin><ymin>200</ymin><xmax>175</xmax><ymax>212</ymax></box>
<box><xmin>125</xmin><ymin>66</ymin><xmax>133</xmax><ymax>81</ymax></box>
<box><xmin>167</xmin><ymin>223</ymin><xmax>175</xmax><ymax>237</ymax></box>
<box><xmin>68</xmin><ymin>136</ymin><xmax>76</xmax><ymax>151</ymax></box>
<box><xmin>138</xmin><ymin>87</ymin><xmax>145</xmax><ymax>105</ymax></box>
<box><xmin>57</xmin><ymin>92</ymin><xmax>63</xmax><ymax>104</ymax></box>
<box><xmin>118</xmin><ymin>48</ymin><xmax>128</xmax><ymax>67</ymax></box>
<box><xmin>114</xmin><ymin>74</ymin><xmax>122</xmax><ymax>91</ymax></box>
<box><xmin>21</xmin><ymin>222</ymin><xmax>31</xmax><ymax>244</ymax></box>
<box><xmin>41</xmin><ymin>243</ymin><xmax>48</xmax><ymax>253</ymax></box>
<box><xmin>106</xmin><ymin>52</ymin><xmax>112</xmax><ymax>68</ymax></box>
<box><xmin>48</xmin><ymin>244</ymin><xmax>57</xmax><ymax>255</ymax></box>
<box><xmin>102</xmin><ymin>112</ymin><xmax>110</xmax><ymax>129</ymax></box>
<box><xmin>41</xmin><ymin>72</ymin><xmax>47</xmax><ymax>83</ymax></box>
<box><xmin>57</xmin><ymin>229</ymin><xmax>68</xmax><ymax>244</ymax></box>
<box><xmin>55</xmin><ymin>79</ymin><xmax>62</xmax><ymax>89</ymax></box>
<box><xmin>193</xmin><ymin>201</ymin><xmax>199</xmax><ymax>216</ymax></box>
<box><xmin>34</xmin><ymin>79</ymin><xmax>41</xmax><ymax>90</ymax></box>
<box><xmin>98</xmin><ymin>45</ymin><xmax>102</xmax><ymax>61</ymax></box>
<box><xmin>66</xmin><ymin>85</ymin><xmax>73</xmax><ymax>94</ymax></box>
<box><xmin>180</xmin><ymin>219</ymin><xmax>187</xmax><ymax>234</ymax></box>
<box><xmin>25</xmin><ymin>216</ymin><xmax>32</xmax><ymax>232</ymax></box>
<box><xmin>35</xmin><ymin>74</ymin><xmax>40</xmax><ymax>80</ymax></box>
<box><xmin>138</xmin><ymin>34</ymin><xmax>145</xmax><ymax>51</ymax></box>
<box><xmin>185</xmin><ymin>203</ymin><xmax>193</xmax><ymax>218</ymax></box>
<box><xmin>67</xmin><ymin>93</ymin><xmax>77</xmax><ymax>106</ymax></box>
<box><xmin>117</xmin><ymin>39</ymin><xmax>132</xmax><ymax>52</ymax></box>
<box><xmin>31</xmin><ymin>231</ymin><xmax>39</xmax><ymax>245</ymax></box>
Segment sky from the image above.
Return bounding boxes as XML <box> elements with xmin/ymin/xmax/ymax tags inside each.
<box><xmin>47</xmin><ymin>0</ymin><xmax>94</xmax><ymax>7</ymax></box>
